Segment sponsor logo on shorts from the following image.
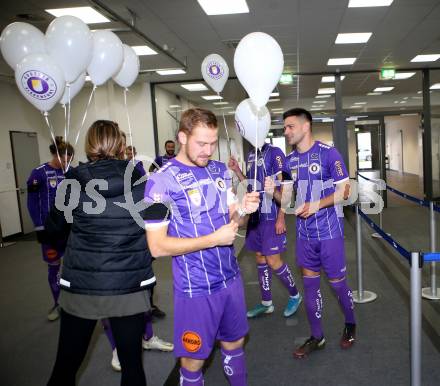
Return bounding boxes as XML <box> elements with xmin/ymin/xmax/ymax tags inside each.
<box><xmin>182</xmin><ymin>331</ymin><xmax>202</xmax><ymax>353</ymax></box>
<box><xmin>46</xmin><ymin>249</ymin><xmax>58</xmax><ymax>260</ymax></box>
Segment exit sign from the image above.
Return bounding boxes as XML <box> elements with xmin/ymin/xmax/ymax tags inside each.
<box><xmin>380</xmin><ymin>68</ymin><xmax>396</xmax><ymax>80</ymax></box>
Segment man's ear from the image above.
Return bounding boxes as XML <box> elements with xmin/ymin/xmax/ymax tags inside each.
<box><xmin>178</xmin><ymin>131</ymin><xmax>188</xmax><ymax>146</ymax></box>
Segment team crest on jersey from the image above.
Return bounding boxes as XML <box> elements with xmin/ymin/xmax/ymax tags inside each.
<box><xmin>309</xmin><ymin>162</ymin><xmax>321</xmax><ymax>174</ymax></box>
<box><xmin>49</xmin><ymin>178</ymin><xmax>57</xmax><ymax>188</ymax></box>
<box><xmin>215</xmin><ymin>177</ymin><xmax>226</xmax><ymax>192</ymax></box>
<box><xmin>188</xmin><ymin>189</ymin><xmax>202</xmax><ymax>206</ymax></box>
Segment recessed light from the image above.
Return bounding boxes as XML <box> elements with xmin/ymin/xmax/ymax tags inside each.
<box><xmin>430</xmin><ymin>83</ymin><xmax>440</xmax><ymax>90</ymax></box>
<box><xmin>335</xmin><ymin>33</ymin><xmax>372</xmax><ymax>44</ymax></box>
<box><xmin>270</xmin><ymin>92</ymin><xmax>280</xmax><ymax>97</ymax></box>
<box><xmin>327</xmin><ymin>58</ymin><xmax>356</xmax><ymax>66</ymax></box>
<box><xmin>213</xmin><ymin>101</ymin><xmax>229</xmax><ymax>105</ymax></box>
<box><xmin>169</xmin><ymin>105</ymin><xmax>180</xmax><ymax>108</ymax></box>
<box><xmin>367</xmin><ymin>92</ymin><xmax>382</xmax><ymax>95</ymax></box>
<box><xmin>321</xmin><ymin>76</ymin><xmax>346</xmax><ymax>82</ymax></box>
<box><xmin>156</xmin><ymin>69</ymin><xmax>186</xmax><ymax>75</ymax></box>
<box><xmin>131</xmin><ymin>46</ymin><xmax>158</xmax><ymax>56</ymax></box>
<box><xmin>374</xmin><ymin>87</ymin><xmax>394</xmax><ymax>92</ymax></box>
<box><xmin>268</xmin><ymin>99</ymin><xmax>281</xmax><ymax>102</ymax></box>
<box><xmin>348</xmin><ymin>0</ymin><xmax>393</xmax><ymax>7</ymax></box>
<box><xmin>322</xmin><ymin>118</ymin><xmax>334</xmax><ymax>122</ymax></box>
<box><xmin>310</xmin><ymin>108</ymin><xmax>322</xmax><ymax>111</ymax></box>
<box><xmin>202</xmin><ymin>95</ymin><xmax>223</xmax><ymax>100</ymax></box>
<box><xmin>392</xmin><ymin>72</ymin><xmax>415</xmax><ymax>80</ymax></box>
<box><xmin>411</xmin><ymin>54</ymin><xmax>440</xmax><ymax>63</ymax></box>
<box><xmin>316</xmin><ymin>95</ymin><xmax>332</xmax><ymax>98</ymax></box>
<box><xmin>271</xmin><ymin>108</ymin><xmax>284</xmax><ymax>111</ymax></box>
<box><xmin>45</xmin><ymin>7</ymin><xmax>110</xmax><ymax>24</ymax></box>
<box><xmin>313</xmin><ymin>100</ymin><xmax>327</xmax><ymax>104</ymax></box>
<box><xmin>181</xmin><ymin>83</ymin><xmax>208</xmax><ymax>91</ymax></box>
<box><xmin>318</xmin><ymin>88</ymin><xmax>335</xmax><ymax>94</ymax></box>
<box><xmin>354</xmin><ymin>102</ymin><xmax>367</xmax><ymax>105</ymax></box>
<box><xmin>197</xmin><ymin>0</ymin><xmax>249</xmax><ymax>15</ymax></box>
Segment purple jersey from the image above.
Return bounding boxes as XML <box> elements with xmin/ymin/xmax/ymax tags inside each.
<box><xmin>153</xmin><ymin>154</ymin><xmax>175</xmax><ymax>169</ymax></box>
<box><xmin>27</xmin><ymin>163</ymin><xmax>65</xmax><ymax>229</ymax></box>
<box><xmin>283</xmin><ymin>141</ymin><xmax>349</xmax><ymax>241</ymax></box>
<box><xmin>134</xmin><ymin>159</ymin><xmax>146</xmax><ymax>176</ymax></box>
<box><xmin>144</xmin><ymin>158</ymin><xmax>239</xmax><ymax>297</ymax></box>
<box><xmin>246</xmin><ymin>143</ymin><xmax>284</xmax><ymax>222</ymax></box>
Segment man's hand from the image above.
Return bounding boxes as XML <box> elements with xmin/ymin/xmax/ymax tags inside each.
<box><xmin>241</xmin><ymin>191</ymin><xmax>260</xmax><ymax>214</ymax></box>
<box><xmin>295</xmin><ymin>202</ymin><xmax>320</xmax><ymax>219</ymax></box>
<box><xmin>213</xmin><ymin>220</ymin><xmax>239</xmax><ymax>246</ymax></box>
<box><xmin>275</xmin><ymin>216</ymin><xmax>286</xmax><ymax>234</ymax></box>
<box><xmin>228</xmin><ymin>157</ymin><xmax>241</xmax><ymax>174</ymax></box>
<box><xmin>264</xmin><ymin>176</ymin><xmax>276</xmax><ymax>195</ymax></box>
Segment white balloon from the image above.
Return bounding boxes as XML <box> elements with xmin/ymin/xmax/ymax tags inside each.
<box><xmin>46</xmin><ymin>16</ymin><xmax>93</xmax><ymax>83</ymax></box>
<box><xmin>201</xmin><ymin>53</ymin><xmax>229</xmax><ymax>93</ymax></box>
<box><xmin>234</xmin><ymin>32</ymin><xmax>284</xmax><ymax>108</ymax></box>
<box><xmin>59</xmin><ymin>72</ymin><xmax>86</xmax><ymax>105</ymax></box>
<box><xmin>0</xmin><ymin>22</ymin><xmax>46</xmax><ymax>69</ymax></box>
<box><xmin>15</xmin><ymin>53</ymin><xmax>65</xmax><ymax>112</ymax></box>
<box><xmin>113</xmin><ymin>45</ymin><xmax>139</xmax><ymax>88</ymax></box>
<box><xmin>87</xmin><ymin>30</ymin><xmax>123</xmax><ymax>86</ymax></box>
<box><xmin>235</xmin><ymin>98</ymin><xmax>270</xmax><ymax>148</ymax></box>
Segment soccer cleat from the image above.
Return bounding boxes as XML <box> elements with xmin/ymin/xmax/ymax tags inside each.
<box><xmin>340</xmin><ymin>323</ymin><xmax>356</xmax><ymax>349</ymax></box>
<box><xmin>293</xmin><ymin>336</ymin><xmax>326</xmax><ymax>359</ymax></box>
<box><xmin>142</xmin><ymin>335</ymin><xmax>174</xmax><ymax>352</ymax></box>
<box><xmin>246</xmin><ymin>303</ymin><xmax>274</xmax><ymax>318</ymax></box>
<box><xmin>47</xmin><ymin>305</ymin><xmax>60</xmax><ymax>321</ymax></box>
<box><xmin>111</xmin><ymin>349</ymin><xmax>121</xmax><ymax>372</ymax></box>
<box><xmin>283</xmin><ymin>294</ymin><xmax>302</xmax><ymax>317</ymax></box>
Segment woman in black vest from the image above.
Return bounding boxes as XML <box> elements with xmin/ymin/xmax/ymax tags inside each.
<box><xmin>46</xmin><ymin>120</ymin><xmax>161</xmax><ymax>386</ymax></box>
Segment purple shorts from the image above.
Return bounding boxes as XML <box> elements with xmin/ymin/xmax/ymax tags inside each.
<box><xmin>173</xmin><ymin>275</ymin><xmax>248</xmax><ymax>360</ymax></box>
<box><xmin>41</xmin><ymin>243</ymin><xmax>65</xmax><ymax>265</ymax></box>
<box><xmin>245</xmin><ymin>220</ymin><xmax>287</xmax><ymax>256</ymax></box>
<box><xmin>296</xmin><ymin>238</ymin><xmax>347</xmax><ymax>279</ymax></box>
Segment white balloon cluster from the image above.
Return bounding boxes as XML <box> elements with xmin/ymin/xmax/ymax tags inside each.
<box><xmin>0</xmin><ymin>17</ymin><xmax>140</xmax><ymax>113</ymax></box>
<box><xmin>233</xmin><ymin>32</ymin><xmax>284</xmax><ymax>149</ymax></box>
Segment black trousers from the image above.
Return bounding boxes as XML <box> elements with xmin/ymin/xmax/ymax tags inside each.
<box><xmin>47</xmin><ymin>310</ymin><xmax>146</xmax><ymax>386</ymax></box>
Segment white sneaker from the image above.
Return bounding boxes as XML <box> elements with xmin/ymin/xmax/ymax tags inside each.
<box><xmin>111</xmin><ymin>349</ymin><xmax>121</xmax><ymax>372</ymax></box>
<box><xmin>142</xmin><ymin>335</ymin><xmax>174</xmax><ymax>352</ymax></box>
<box><xmin>47</xmin><ymin>305</ymin><xmax>60</xmax><ymax>321</ymax></box>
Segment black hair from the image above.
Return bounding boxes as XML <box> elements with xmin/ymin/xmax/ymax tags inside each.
<box><xmin>282</xmin><ymin>108</ymin><xmax>313</xmax><ymax>127</ymax></box>
<box><xmin>165</xmin><ymin>140</ymin><xmax>175</xmax><ymax>146</ymax></box>
<box><xmin>49</xmin><ymin>136</ymin><xmax>64</xmax><ymax>155</ymax></box>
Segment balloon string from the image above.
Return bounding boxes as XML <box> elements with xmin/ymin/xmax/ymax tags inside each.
<box><xmin>66</xmin><ymin>85</ymin><xmax>96</xmax><ymax>172</ymax></box>
<box><xmin>253</xmin><ymin>111</ymin><xmax>258</xmax><ymax>191</ymax></box>
<box><xmin>218</xmin><ymin>92</ymin><xmax>231</xmax><ymax>158</ymax></box>
<box><xmin>43</xmin><ymin>111</ymin><xmax>65</xmax><ymax>173</ymax></box>
<box><xmin>124</xmin><ymin>88</ymin><xmax>135</xmax><ymax>166</ymax></box>
<box><xmin>65</xmin><ymin>83</ymin><xmax>71</xmax><ymax>168</ymax></box>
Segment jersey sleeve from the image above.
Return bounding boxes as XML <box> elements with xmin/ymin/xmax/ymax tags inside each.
<box><xmin>270</xmin><ymin>147</ymin><xmax>285</xmax><ymax>176</ymax></box>
<box><xmin>328</xmin><ymin>148</ymin><xmax>349</xmax><ymax>184</ymax></box>
<box><xmin>26</xmin><ymin>168</ymin><xmax>44</xmax><ymax>229</ymax></box>
<box><xmin>143</xmin><ymin>173</ymin><xmax>171</xmax><ymax>229</ymax></box>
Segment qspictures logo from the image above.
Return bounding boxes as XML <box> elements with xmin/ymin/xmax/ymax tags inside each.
<box><xmin>21</xmin><ymin>70</ymin><xmax>57</xmax><ymax>100</ymax></box>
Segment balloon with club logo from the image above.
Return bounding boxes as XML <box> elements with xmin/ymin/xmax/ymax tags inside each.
<box><xmin>46</xmin><ymin>15</ymin><xmax>93</xmax><ymax>84</ymax></box>
<box><xmin>113</xmin><ymin>44</ymin><xmax>140</xmax><ymax>88</ymax></box>
<box><xmin>59</xmin><ymin>72</ymin><xmax>86</xmax><ymax>105</ymax></box>
<box><xmin>0</xmin><ymin>22</ymin><xmax>46</xmax><ymax>69</ymax></box>
<box><xmin>87</xmin><ymin>30</ymin><xmax>123</xmax><ymax>86</ymax></box>
<box><xmin>235</xmin><ymin>98</ymin><xmax>271</xmax><ymax>149</ymax></box>
<box><xmin>15</xmin><ymin>53</ymin><xmax>65</xmax><ymax>112</ymax></box>
<box><xmin>234</xmin><ymin>32</ymin><xmax>284</xmax><ymax>109</ymax></box>
<box><xmin>201</xmin><ymin>53</ymin><xmax>229</xmax><ymax>93</ymax></box>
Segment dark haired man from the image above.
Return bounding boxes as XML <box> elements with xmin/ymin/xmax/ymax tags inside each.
<box><xmin>149</xmin><ymin>140</ymin><xmax>176</xmax><ymax>172</ymax></box>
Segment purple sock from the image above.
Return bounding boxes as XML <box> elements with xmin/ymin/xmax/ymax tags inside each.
<box><xmin>102</xmin><ymin>319</ymin><xmax>116</xmax><ymax>350</ymax></box>
<box><xmin>257</xmin><ymin>263</ymin><xmax>272</xmax><ymax>303</ymax></box>
<box><xmin>221</xmin><ymin>347</ymin><xmax>247</xmax><ymax>386</ymax></box>
<box><xmin>274</xmin><ymin>263</ymin><xmax>299</xmax><ymax>297</ymax></box>
<box><xmin>329</xmin><ymin>278</ymin><xmax>356</xmax><ymax>324</ymax></box>
<box><xmin>47</xmin><ymin>264</ymin><xmax>60</xmax><ymax>305</ymax></box>
<box><xmin>303</xmin><ymin>275</ymin><xmax>324</xmax><ymax>339</ymax></box>
<box><xmin>143</xmin><ymin>311</ymin><xmax>153</xmax><ymax>341</ymax></box>
<box><xmin>180</xmin><ymin>367</ymin><xmax>204</xmax><ymax>386</ymax></box>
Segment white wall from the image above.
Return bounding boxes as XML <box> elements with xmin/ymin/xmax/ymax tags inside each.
<box><xmin>385</xmin><ymin>115</ymin><xmax>422</xmax><ymax>176</ymax></box>
<box><xmin>0</xmin><ymin>79</ymin><xmax>155</xmax><ymax>237</ymax></box>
